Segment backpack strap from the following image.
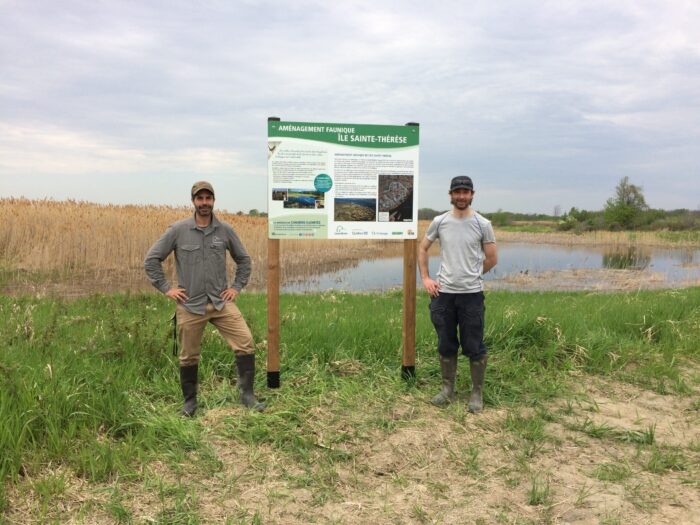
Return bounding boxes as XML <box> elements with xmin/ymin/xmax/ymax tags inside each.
<box><xmin>474</xmin><ymin>212</ymin><xmax>485</xmax><ymax>241</ymax></box>
<box><xmin>171</xmin><ymin>310</ymin><xmax>179</xmax><ymax>357</ymax></box>
<box><xmin>434</xmin><ymin>212</ymin><xmax>449</xmax><ymax>237</ymax></box>
<box><xmin>436</xmin><ymin>211</ymin><xmax>485</xmax><ymax>242</ymax></box>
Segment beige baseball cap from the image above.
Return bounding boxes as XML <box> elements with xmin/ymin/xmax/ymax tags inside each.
<box><xmin>191</xmin><ymin>181</ymin><xmax>215</xmax><ymax>198</ymax></box>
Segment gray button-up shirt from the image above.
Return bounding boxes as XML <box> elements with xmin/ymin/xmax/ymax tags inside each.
<box><xmin>144</xmin><ymin>213</ymin><xmax>252</xmax><ymax>315</ymax></box>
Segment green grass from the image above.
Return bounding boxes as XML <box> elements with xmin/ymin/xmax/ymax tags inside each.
<box><xmin>527</xmin><ymin>474</ymin><xmax>552</xmax><ymax>506</ymax></box>
<box><xmin>656</xmin><ymin>230</ymin><xmax>700</xmax><ymax>244</ymax></box>
<box><xmin>1</xmin><ymin>287</ymin><xmax>699</xmax><ymax>520</ymax></box>
<box><xmin>643</xmin><ymin>445</ymin><xmax>688</xmax><ymax>474</ymax></box>
<box><xmin>568</xmin><ymin>418</ymin><xmax>656</xmax><ymax>445</ymax></box>
<box><xmin>593</xmin><ymin>461</ymin><xmax>633</xmax><ymax>483</ymax></box>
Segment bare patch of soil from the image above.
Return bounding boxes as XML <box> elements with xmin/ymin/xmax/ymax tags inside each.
<box><xmin>575</xmin><ymin>379</ymin><xmax>700</xmax><ymax>448</ymax></box>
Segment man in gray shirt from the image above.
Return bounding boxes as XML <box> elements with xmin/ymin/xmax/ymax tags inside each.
<box><xmin>418</xmin><ymin>176</ymin><xmax>498</xmax><ymax>413</ymax></box>
<box><xmin>145</xmin><ymin>181</ymin><xmax>263</xmax><ymax>416</ymax></box>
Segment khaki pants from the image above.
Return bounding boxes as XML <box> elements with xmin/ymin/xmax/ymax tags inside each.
<box><xmin>176</xmin><ymin>302</ymin><xmax>255</xmax><ymax>366</ymax></box>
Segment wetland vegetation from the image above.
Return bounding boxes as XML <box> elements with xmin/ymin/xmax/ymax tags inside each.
<box><xmin>1</xmin><ymin>198</ymin><xmax>698</xmax><ymax>299</ymax></box>
<box><xmin>1</xmin><ymin>288</ymin><xmax>699</xmax><ymax>523</ymax></box>
<box><xmin>1</xmin><ymin>197</ymin><xmax>699</xmax><ymax>522</ymax></box>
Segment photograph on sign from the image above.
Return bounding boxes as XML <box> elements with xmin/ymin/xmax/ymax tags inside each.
<box><xmin>267</xmin><ymin>121</ymin><xmax>419</xmax><ymax>239</ymax></box>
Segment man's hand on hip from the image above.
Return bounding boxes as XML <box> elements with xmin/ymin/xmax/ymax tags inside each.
<box><xmin>165</xmin><ymin>287</ymin><xmax>188</xmax><ymax>303</ymax></box>
<box><xmin>221</xmin><ymin>288</ymin><xmax>239</xmax><ymax>302</ymax></box>
<box><xmin>422</xmin><ymin>276</ymin><xmax>440</xmax><ymax>298</ymax></box>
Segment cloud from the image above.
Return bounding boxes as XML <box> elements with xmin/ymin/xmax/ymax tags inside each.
<box><xmin>1</xmin><ymin>0</ymin><xmax>699</xmax><ymax>212</ymax></box>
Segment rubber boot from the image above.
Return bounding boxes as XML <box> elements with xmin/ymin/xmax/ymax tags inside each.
<box><xmin>235</xmin><ymin>354</ymin><xmax>265</xmax><ymax>412</ymax></box>
<box><xmin>468</xmin><ymin>356</ymin><xmax>487</xmax><ymax>413</ymax></box>
<box><xmin>431</xmin><ymin>354</ymin><xmax>458</xmax><ymax>406</ymax></box>
<box><xmin>179</xmin><ymin>364</ymin><xmax>198</xmax><ymax>417</ymax></box>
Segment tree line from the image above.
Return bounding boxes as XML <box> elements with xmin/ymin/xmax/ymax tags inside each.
<box><xmin>418</xmin><ymin>177</ymin><xmax>699</xmax><ymax>231</ymax></box>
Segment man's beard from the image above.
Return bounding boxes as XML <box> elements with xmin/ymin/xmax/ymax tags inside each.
<box><xmin>196</xmin><ymin>205</ymin><xmax>212</xmax><ymax>215</ymax></box>
<box><xmin>451</xmin><ymin>196</ymin><xmax>473</xmax><ymax>209</ymax></box>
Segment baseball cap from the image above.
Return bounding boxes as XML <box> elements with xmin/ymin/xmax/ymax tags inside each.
<box><xmin>191</xmin><ymin>181</ymin><xmax>215</xmax><ymax>198</ymax></box>
<box><xmin>450</xmin><ymin>176</ymin><xmax>474</xmax><ymax>192</ymax></box>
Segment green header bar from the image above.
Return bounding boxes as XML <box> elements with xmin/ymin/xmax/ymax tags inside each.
<box><xmin>268</xmin><ymin>120</ymin><xmax>419</xmax><ymax>148</ymax></box>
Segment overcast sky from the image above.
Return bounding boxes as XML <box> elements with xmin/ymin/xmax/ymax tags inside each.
<box><xmin>1</xmin><ymin>0</ymin><xmax>699</xmax><ymax>214</ymax></box>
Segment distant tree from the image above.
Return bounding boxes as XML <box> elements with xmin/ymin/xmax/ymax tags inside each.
<box><xmin>558</xmin><ymin>206</ymin><xmax>605</xmax><ymax>232</ymax></box>
<box><xmin>418</xmin><ymin>208</ymin><xmax>445</xmax><ymax>220</ymax></box>
<box><xmin>568</xmin><ymin>207</ymin><xmax>594</xmax><ymax>222</ymax></box>
<box><xmin>249</xmin><ymin>209</ymin><xmax>260</xmax><ymax>217</ymax></box>
<box><xmin>603</xmin><ymin>177</ymin><xmax>649</xmax><ymax>230</ymax></box>
<box><xmin>486</xmin><ymin>209</ymin><xmax>512</xmax><ymax>227</ymax></box>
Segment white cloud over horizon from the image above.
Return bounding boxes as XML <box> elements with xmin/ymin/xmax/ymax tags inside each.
<box><xmin>1</xmin><ymin>0</ymin><xmax>699</xmax><ymax>214</ymax></box>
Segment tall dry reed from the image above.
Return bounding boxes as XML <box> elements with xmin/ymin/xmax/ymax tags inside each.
<box><xmin>0</xmin><ymin>198</ymin><xmax>409</xmax><ymax>291</ymax></box>
<box><xmin>494</xmin><ymin>229</ymin><xmax>698</xmax><ymax>247</ymax></box>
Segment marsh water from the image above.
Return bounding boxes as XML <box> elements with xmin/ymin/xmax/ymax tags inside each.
<box><xmin>283</xmin><ymin>243</ymin><xmax>700</xmax><ymax>293</ymax></box>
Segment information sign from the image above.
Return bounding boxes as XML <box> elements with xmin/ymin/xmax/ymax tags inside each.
<box><xmin>268</xmin><ymin>120</ymin><xmax>419</xmax><ymax>239</ymax></box>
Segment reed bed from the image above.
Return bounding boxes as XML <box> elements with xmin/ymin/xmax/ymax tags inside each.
<box><xmin>0</xmin><ymin>198</ymin><xmax>406</xmax><ymax>292</ymax></box>
<box><xmin>1</xmin><ymin>199</ymin><xmax>697</xmax><ymax>296</ymax></box>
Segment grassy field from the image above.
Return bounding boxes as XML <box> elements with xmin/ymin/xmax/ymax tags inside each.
<box><xmin>1</xmin><ymin>288</ymin><xmax>699</xmax><ymax>523</ymax></box>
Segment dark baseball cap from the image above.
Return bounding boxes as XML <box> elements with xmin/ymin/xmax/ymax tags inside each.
<box><xmin>450</xmin><ymin>176</ymin><xmax>474</xmax><ymax>191</ymax></box>
<box><xmin>191</xmin><ymin>181</ymin><xmax>215</xmax><ymax>198</ymax></box>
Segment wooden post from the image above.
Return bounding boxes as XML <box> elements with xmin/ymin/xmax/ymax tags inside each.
<box><xmin>267</xmin><ymin>116</ymin><xmax>282</xmax><ymax>388</ymax></box>
<box><xmin>401</xmin><ymin>121</ymin><xmax>419</xmax><ymax>380</ymax></box>
<box><xmin>402</xmin><ymin>238</ymin><xmax>417</xmax><ymax>379</ymax></box>
<box><xmin>267</xmin><ymin>238</ymin><xmax>281</xmax><ymax>388</ymax></box>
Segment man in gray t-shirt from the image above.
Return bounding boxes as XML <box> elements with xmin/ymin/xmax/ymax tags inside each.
<box><xmin>418</xmin><ymin>176</ymin><xmax>498</xmax><ymax>413</ymax></box>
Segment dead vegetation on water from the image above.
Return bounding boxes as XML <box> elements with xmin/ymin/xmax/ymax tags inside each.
<box><xmin>494</xmin><ymin>268</ymin><xmax>700</xmax><ymax>292</ymax></box>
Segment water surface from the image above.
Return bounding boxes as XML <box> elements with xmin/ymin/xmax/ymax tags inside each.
<box><xmin>283</xmin><ymin>243</ymin><xmax>700</xmax><ymax>293</ymax></box>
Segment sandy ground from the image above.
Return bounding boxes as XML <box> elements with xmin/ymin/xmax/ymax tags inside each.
<box><xmin>5</xmin><ymin>374</ymin><xmax>699</xmax><ymax>524</ymax></box>
<box><xmin>489</xmin><ymin>268</ymin><xmax>700</xmax><ymax>292</ymax></box>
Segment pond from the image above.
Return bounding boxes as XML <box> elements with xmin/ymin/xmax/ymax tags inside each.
<box><xmin>282</xmin><ymin>243</ymin><xmax>700</xmax><ymax>293</ymax></box>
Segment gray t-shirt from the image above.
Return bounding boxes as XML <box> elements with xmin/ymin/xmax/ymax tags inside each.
<box><xmin>425</xmin><ymin>211</ymin><xmax>496</xmax><ymax>293</ymax></box>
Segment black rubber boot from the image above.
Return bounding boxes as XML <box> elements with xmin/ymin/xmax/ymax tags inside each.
<box><xmin>468</xmin><ymin>356</ymin><xmax>487</xmax><ymax>413</ymax></box>
<box><xmin>179</xmin><ymin>364</ymin><xmax>198</xmax><ymax>417</ymax></box>
<box><xmin>235</xmin><ymin>354</ymin><xmax>264</xmax><ymax>412</ymax></box>
<box><xmin>431</xmin><ymin>354</ymin><xmax>458</xmax><ymax>406</ymax></box>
